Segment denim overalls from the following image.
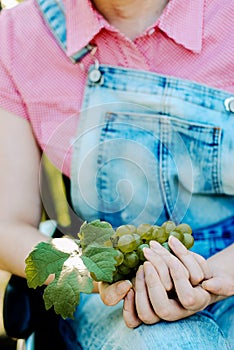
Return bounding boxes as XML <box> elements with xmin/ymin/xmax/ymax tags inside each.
<box><xmin>37</xmin><ymin>0</ymin><xmax>234</xmax><ymax>349</ymax></box>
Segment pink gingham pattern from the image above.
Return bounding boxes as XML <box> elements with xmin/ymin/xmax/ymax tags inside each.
<box><xmin>0</xmin><ymin>0</ymin><xmax>233</xmax><ymax>176</ymax></box>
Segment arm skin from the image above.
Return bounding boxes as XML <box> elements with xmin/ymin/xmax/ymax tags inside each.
<box><xmin>0</xmin><ymin>108</ymin><xmax>50</xmax><ymax>276</ymax></box>
<box><xmin>0</xmin><ymin>108</ymin><xmax>133</xmax><ymax>301</ymax></box>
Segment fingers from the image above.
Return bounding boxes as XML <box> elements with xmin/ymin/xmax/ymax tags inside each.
<box><xmin>135</xmin><ymin>265</ymin><xmax>161</xmax><ymax>324</ymax></box>
<box><xmin>190</xmin><ymin>251</ymin><xmax>213</xmax><ymax>280</ymax></box>
<box><xmin>168</xmin><ymin>237</ymin><xmax>205</xmax><ymax>285</ymax></box>
<box><xmin>143</xmin><ymin>246</ymin><xmax>173</xmax><ymax>291</ymax></box>
<box><xmin>99</xmin><ymin>280</ymin><xmax>132</xmax><ymax>306</ymax></box>
<box><xmin>142</xmin><ymin>239</ymin><xmax>213</xmax><ymax>311</ymax></box>
<box><xmin>167</xmin><ymin>258</ymin><xmax>211</xmax><ymax>311</ymax></box>
<box><xmin>142</xmin><ymin>261</ymin><xmax>191</xmax><ymax>321</ymax></box>
<box><xmin>150</xmin><ymin>237</ymin><xmax>211</xmax><ymax>286</ymax></box>
<box><xmin>123</xmin><ymin>289</ymin><xmax>142</xmax><ymax>328</ymax></box>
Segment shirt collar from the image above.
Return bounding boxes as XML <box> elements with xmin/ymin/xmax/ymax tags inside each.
<box><xmin>64</xmin><ymin>0</ymin><xmax>204</xmax><ymax>57</ymax></box>
<box><xmin>64</xmin><ymin>0</ymin><xmax>103</xmax><ymax>57</ymax></box>
<box><xmin>158</xmin><ymin>0</ymin><xmax>204</xmax><ymax>53</ymax></box>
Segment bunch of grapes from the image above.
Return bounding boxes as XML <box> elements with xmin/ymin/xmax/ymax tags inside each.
<box><xmin>108</xmin><ymin>221</ymin><xmax>194</xmax><ymax>282</ymax></box>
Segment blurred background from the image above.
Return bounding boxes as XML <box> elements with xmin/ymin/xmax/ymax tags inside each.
<box><xmin>1</xmin><ymin>0</ymin><xmax>22</xmax><ymax>9</ymax></box>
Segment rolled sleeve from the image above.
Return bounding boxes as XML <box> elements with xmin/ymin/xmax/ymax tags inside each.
<box><xmin>0</xmin><ymin>9</ymin><xmax>28</xmax><ymax>120</ymax></box>
<box><xmin>0</xmin><ymin>60</ymin><xmax>29</xmax><ymax>119</ymax></box>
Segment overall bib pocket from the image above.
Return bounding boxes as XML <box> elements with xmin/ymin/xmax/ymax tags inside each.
<box><xmin>92</xmin><ymin>110</ymin><xmax>222</xmax><ymax>226</ymax></box>
<box><xmin>71</xmin><ymin>65</ymin><xmax>234</xmax><ymax>230</ymax></box>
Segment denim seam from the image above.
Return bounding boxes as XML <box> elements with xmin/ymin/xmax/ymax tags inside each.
<box><xmin>94</xmin><ymin>66</ymin><xmax>231</xmax><ymax>111</ymax></box>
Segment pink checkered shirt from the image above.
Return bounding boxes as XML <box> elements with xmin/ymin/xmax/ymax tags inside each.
<box><xmin>0</xmin><ymin>0</ymin><xmax>233</xmax><ymax>176</ymax></box>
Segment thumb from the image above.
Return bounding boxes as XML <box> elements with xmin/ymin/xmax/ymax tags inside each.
<box><xmin>201</xmin><ymin>276</ymin><xmax>233</xmax><ymax>296</ymax></box>
<box><xmin>99</xmin><ymin>280</ymin><xmax>132</xmax><ymax>306</ymax></box>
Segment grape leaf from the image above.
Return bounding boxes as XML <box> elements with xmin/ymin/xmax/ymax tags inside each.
<box><xmin>25</xmin><ymin>220</ymin><xmax>118</xmax><ymax>319</ymax></box>
<box><xmin>25</xmin><ymin>241</ymin><xmax>70</xmax><ymax>288</ymax></box>
<box><xmin>78</xmin><ymin>220</ymin><xmax>115</xmax><ymax>250</ymax></box>
<box><xmin>43</xmin><ymin>256</ymin><xmax>93</xmax><ymax>319</ymax></box>
<box><xmin>79</xmin><ymin>220</ymin><xmax>117</xmax><ymax>282</ymax></box>
<box><xmin>81</xmin><ymin>246</ymin><xmax>118</xmax><ymax>282</ymax></box>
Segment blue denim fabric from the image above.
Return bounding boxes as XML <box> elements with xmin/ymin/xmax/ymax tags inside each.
<box><xmin>67</xmin><ymin>66</ymin><xmax>234</xmax><ymax>350</ymax></box>
<box><xmin>60</xmin><ymin>294</ymin><xmax>234</xmax><ymax>350</ymax></box>
<box><xmin>71</xmin><ymin>65</ymin><xmax>234</xmax><ymax>230</ymax></box>
<box><xmin>191</xmin><ymin>215</ymin><xmax>234</xmax><ymax>258</ymax></box>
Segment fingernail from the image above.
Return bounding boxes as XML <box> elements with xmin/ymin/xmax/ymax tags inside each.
<box><xmin>149</xmin><ymin>240</ymin><xmax>162</xmax><ymax>249</ymax></box>
<box><xmin>136</xmin><ymin>264</ymin><xmax>144</xmax><ymax>277</ymax></box>
<box><xmin>125</xmin><ymin>288</ymin><xmax>134</xmax><ymax>300</ymax></box>
<box><xmin>143</xmin><ymin>247</ymin><xmax>154</xmax><ymax>256</ymax></box>
<box><xmin>117</xmin><ymin>280</ymin><xmax>132</xmax><ymax>294</ymax></box>
<box><xmin>168</xmin><ymin>235</ymin><xmax>177</xmax><ymax>243</ymax></box>
<box><xmin>168</xmin><ymin>235</ymin><xmax>182</xmax><ymax>248</ymax></box>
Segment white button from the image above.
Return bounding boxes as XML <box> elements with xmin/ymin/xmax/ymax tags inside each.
<box><xmin>147</xmin><ymin>28</ymin><xmax>155</xmax><ymax>36</ymax></box>
<box><xmin>224</xmin><ymin>97</ymin><xmax>234</xmax><ymax>113</ymax></box>
<box><xmin>89</xmin><ymin>69</ymin><xmax>102</xmax><ymax>83</ymax></box>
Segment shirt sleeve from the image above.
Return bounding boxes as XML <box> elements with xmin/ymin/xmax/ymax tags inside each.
<box><xmin>0</xmin><ymin>9</ymin><xmax>29</xmax><ymax>120</ymax></box>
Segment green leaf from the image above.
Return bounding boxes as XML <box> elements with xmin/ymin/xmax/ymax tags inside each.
<box><xmin>81</xmin><ymin>246</ymin><xmax>117</xmax><ymax>282</ymax></box>
<box><xmin>78</xmin><ymin>220</ymin><xmax>115</xmax><ymax>250</ymax></box>
<box><xmin>25</xmin><ymin>220</ymin><xmax>118</xmax><ymax>319</ymax></box>
<box><xmin>25</xmin><ymin>241</ymin><xmax>70</xmax><ymax>288</ymax></box>
<box><xmin>43</xmin><ymin>256</ymin><xmax>93</xmax><ymax>319</ymax></box>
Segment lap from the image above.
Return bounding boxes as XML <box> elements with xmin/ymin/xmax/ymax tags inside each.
<box><xmin>59</xmin><ymin>294</ymin><xmax>233</xmax><ymax>350</ymax></box>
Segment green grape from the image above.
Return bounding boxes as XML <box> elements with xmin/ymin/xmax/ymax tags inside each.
<box><xmin>151</xmin><ymin>226</ymin><xmax>168</xmax><ymax>244</ymax></box>
<box><xmin>137</xmin><ymin>223</ymin><xmax>153</xmax><ymax>239</ymax></box>
<box><xmin>114</xmin><ymin>249</ymin><xmax>124</xmax><ymax>266</ymax></box>
<box><xmin>175</xmin><ymin>223</ymin><xmax>192</xmax><ymax>235</ymax></box>
<box><xmin>117</xmin><ymin>263</ymin><xmax>131</xmax><ymax>275</ymax></box>
<box><xmin>109</xmin><ymin>220</ymin><xmax>194</xmax><ymax>283</ymax></box>
<box><xmin>162</xmin><ymin>242</ymin><xmax>172</xmax><ymax>252</ymax></box>
<box><xmin>117</xmin><ymin>234</ymin><xmax>138</xmax><ymax>253</ymax></box>
<box><xmin>169</xmin><ymin>230</ymin><xmax>183</xmax><ymax>241</ymax></box>
<box><xmin>161</xmin><ymin>221</ymin><xmax>176</xmax><ymax>234</ymax></box>
<box><xmin>116</xmin><ymin>224</ymin><xmax>137</xmax><ymax>236</ymax></box>
<box><xmin>112</xmin><ymin>271</ymin><xmax>125</xmax><ymax>282</ymax></box>
<box><xmin>124</xmin><ymin>251</ymin><xmax>139</xmax><ymax>268</ymax></box>
<box><xmin>132</xmin><ymin>233</ymin><xmax>142</xmax><ymax>247</ymax></box>
<box><xmin>137</xmin><ymin>243</ymin><xmax>149</xmax><ymax>261</ymax></box>
<box><xmin>182</xmin><ymin>233</ymin><xmax>194</xmax><ymax>249</ymax></box>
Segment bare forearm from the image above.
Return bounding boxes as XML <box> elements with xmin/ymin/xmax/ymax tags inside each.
<box><xmin>207</xmin><ymin>244</ymin><xmax>234</xmax><ymax>271</ymax></box>
<box><xmin>0</xmin><ymin>109</ymin><xmax>46</xmax><ymax>278</ymax></box>
<box><xmin>0</xmin><ymin>221</ymin><xmax>51</xmax><ymax>277</ymax></box>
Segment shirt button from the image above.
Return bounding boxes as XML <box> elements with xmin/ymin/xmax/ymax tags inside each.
<box><xmin>147</xmin><ymin>28</ymin><xmax>155</xmax><ymax>36</ymax></box>
<box><xmin>224</xmin><ymin>97</ymin><xmax>234</xmax><ymax>113</ymax></box>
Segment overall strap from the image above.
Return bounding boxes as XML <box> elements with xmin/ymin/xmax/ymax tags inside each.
<box><xmin>36</xmin><ymin>0</ymin><xmax>93</xmax><ymax>63</ymax></box>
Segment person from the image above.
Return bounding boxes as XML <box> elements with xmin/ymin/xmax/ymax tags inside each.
<box><xmin>0</xmin><ymin>0</ymin><xmax>233</xmax><ymax>349</ymax></box>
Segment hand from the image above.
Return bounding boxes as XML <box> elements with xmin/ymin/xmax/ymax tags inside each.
<box><xmin>123</xmin><ymin>236</ymin><xmax>214</xmax><ymax>328</ymax></box>
<box><xmin>201</xmin><ymin>243</ymin><xmax>234</xmax><ymax>297</ymax></box>
<box><xmin>99</xmin><ymin>279</ymin><xmax>132</xmax><ymax>306</ymax></box>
